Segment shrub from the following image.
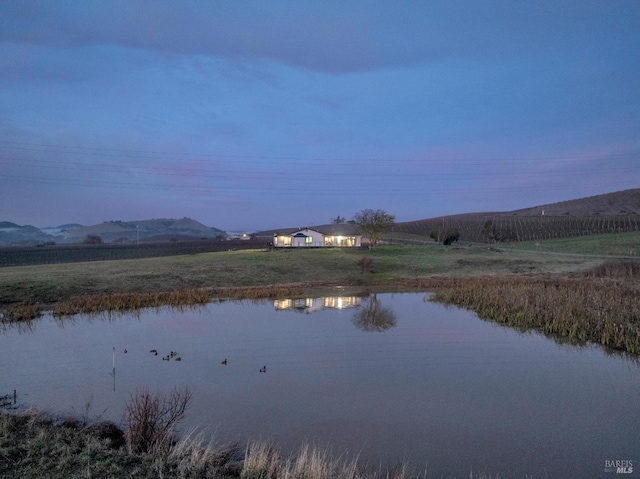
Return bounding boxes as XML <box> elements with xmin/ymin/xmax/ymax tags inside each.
<box><xmin>83</xmin><ymin>234</ymin><xmax>103</xmax><ymax>245</ymax></box>
<box><xmin>123</xmin><ymin>386</ymin><xmax>192</xmax><ymax>455</ymax></box>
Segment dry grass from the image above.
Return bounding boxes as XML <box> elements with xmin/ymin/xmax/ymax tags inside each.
<box><xmin>50</xmin><ymin>284</ymin><xmax>316</xmax><ymax>317</ymax></box>
<box><xmin>241</xmin><ymin>441</ymin><xmax>506</xmax><ymax>479</ymax></box>
<box><xmin>2</xmin><ymin>410</ymin><xmax>507</xmax><ymax>479</ymax></box>
<box><xmin>428</xmin><ymin>274</ymin><xmax>640</xmax><ymax>354</ymax></box>
<box><xmin>0</xmin><ymin>301</ymin><xmax>41</xmax><ymax>322</ymax></box>
<box><xmin>583</xmin><ymin>259</ymin><xmax>640</xmax><ymax>278</ymax></box>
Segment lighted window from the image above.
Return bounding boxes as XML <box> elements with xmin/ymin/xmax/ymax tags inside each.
<box><xmin>305</xmin><ymin>236</ymin><xmax>312</xmax><ymax>244</ymax></box>
<box><xmin>283</xmin><ymin>237</ymin><xmax>292</xmax><ymax>246</ymax></box>
<box><xmin>339</xmin><ymin>236</ymin><xmax>356</xmax><ymax>246</ymax></box>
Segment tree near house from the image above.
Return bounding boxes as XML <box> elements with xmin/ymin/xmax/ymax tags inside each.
<box><xmin>353</xmin><ymin>209</ymin><xmax>395</xmax><ymax>249</ymax></box>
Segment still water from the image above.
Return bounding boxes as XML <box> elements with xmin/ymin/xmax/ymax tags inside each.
<box><xmin>2</xmin><ymin>293</ymin><xmax>639</xmax><ymax>478</ymax></box>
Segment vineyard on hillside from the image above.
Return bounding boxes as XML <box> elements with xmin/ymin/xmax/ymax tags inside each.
<box><xmin>393</xmin><ymin>214</ymin><xmax>640</xmax><ymax>244</ymax></box>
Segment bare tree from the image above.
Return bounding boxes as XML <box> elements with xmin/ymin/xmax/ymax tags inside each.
<box><xmin>351</xmin><ymin>294</ymin><xmax>396</xmax><ymax>332</ymax></box>
<box><xmin>482</xmin><ymin>220</ymin><xmax>515</xmax><ymax>245</ymax></box>
<box><xmin>353</xmin><ymin>209</ymin><xmax>395</xmax><ymax>249</ymax></box>
<box><xmin>123</xmin><ymin>385</ymin><xmax>193</xmax><ymax>454</ymax></box>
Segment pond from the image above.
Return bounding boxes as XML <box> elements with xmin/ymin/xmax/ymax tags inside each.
<box><xmin>2</xmin><ymin>292</ymin><xmax>639</xmax><ymax>478</ymax></box>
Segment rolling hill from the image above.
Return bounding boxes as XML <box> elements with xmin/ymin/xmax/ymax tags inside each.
<box><xmin>0</xmin><ymin>218</ymin><xmax>226</xmax><ymax>246</ymax></box>
<box><xmin>393</xmin><ymin>189</ymin><xmax>640</xmax><ymax>243</ymax></box>
<box><xmin>63</xmin><ymin>218</ymin><xmax>226</xmax><ymax>244</ymax></box>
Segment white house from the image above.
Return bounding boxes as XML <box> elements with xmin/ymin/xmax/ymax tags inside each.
<box><xmin>274</xmin><ymin>296</ymin><xmax>362</xmax><ymax>313</ymax></box>
<box><xmin>271</xmin><ymin>223</ymin><xmax>362</xmax><ymax>248</ymax></box>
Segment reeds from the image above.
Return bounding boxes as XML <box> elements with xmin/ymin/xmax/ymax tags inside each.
<box><xmin>427</xmin><ymin>275</ymin><xmax>640</xmax><ymax>354</ymax></box>
<box><xmin>51</xmin><ymin>284</ymin><xmax>315</xmax><ymax>317</ymax></box>
<box><xmin>241</xmin><ymin>441</ymin><xmax>409</xmax><ymax>479</ymax></box>
<box><xmin>583</xmin><ymin>260</ymin><xmax>640</xmax><ymax>278</ymax></box>
<box><xmin>0</xmin><ymin>301</ymin><xmax>41</xmax><ymax>322</ymax></box>
<box><xmin>52</xmin><ymin>289</ymin><xmax>212</xmax><ymax>317</ymax></box>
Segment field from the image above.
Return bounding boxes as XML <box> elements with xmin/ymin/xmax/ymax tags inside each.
<box><xmin>0</xmin><ymin>239</ymin><xmax>266</xmax><ymax>267</ymax></box>
<box><xmin>510</xmin><ymin>230</ymin><xmax>640</xmax><ymax>255</ymax></box>
<box><xmin>0</xmin><ymin>243</ymin><xmax>606</xmax><ymax>307</ymax></box>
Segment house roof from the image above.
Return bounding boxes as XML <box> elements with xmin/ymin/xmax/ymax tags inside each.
<box><xmin>255</xmin><ymin>223</ymin><xmax>361</xmax><ymax>238</ymax></box>
<box><xmin>314</xmin><ymin>223</ymin><xmax>360</xmax><ymax>236</ymax></box>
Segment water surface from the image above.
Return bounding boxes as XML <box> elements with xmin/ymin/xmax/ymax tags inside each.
<box><xmin>2</xmin><ymin>293</ymin><xmax>638</xmax><ymax>478</ymax></box>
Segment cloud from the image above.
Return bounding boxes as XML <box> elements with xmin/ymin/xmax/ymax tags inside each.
<box><xmin>3</xmin><ymin>1</ymin><xmax>638</xmax><ymax>74</ymax></box>
<box><xmin>1</xmin><ymin>1</ymin><xmax>639</xmax><ymax>230</ymax></box>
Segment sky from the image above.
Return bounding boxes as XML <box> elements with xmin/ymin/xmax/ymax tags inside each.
<box><xmin>1</xmin><ymin>1</ymin><xmax>639</xmax><ymax>232</ymax></box>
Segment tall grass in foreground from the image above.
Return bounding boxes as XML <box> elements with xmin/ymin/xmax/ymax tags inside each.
<box><xmin>424</xmin><ymin>263</ymin><xmax>640</xmax><ymax>354</ymax></box>
<box><xmin>1</xmin><ymin>410</ymin><xmax>506</xmax><ymax>479</ymax></box>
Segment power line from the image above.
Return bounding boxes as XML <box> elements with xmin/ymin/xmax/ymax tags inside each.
<box><xmin>1</xmin><ymin>156</ymin><xmax>638</xmax><ymax>182</ymax></box>
<box><xmin>0</xmin><ymin>173</ymin><xmax>625</xmax><ymax>197</ymax></box>
<box><xmin>1</xmin><ymin>140</ymin><xmax>639</xmax><ymax>166</ymax></box>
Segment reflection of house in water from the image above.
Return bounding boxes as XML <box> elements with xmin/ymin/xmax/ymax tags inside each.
<box><xmin>274</xmin><ymin>296</ymin><xmax>362</xmax><ymax>314</ymax></box>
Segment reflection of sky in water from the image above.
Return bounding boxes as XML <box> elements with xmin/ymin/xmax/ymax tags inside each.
<box><xmin>1</xmin><ymin>293</ymin><xmax>639</xmax><ymax>478</ymax></box>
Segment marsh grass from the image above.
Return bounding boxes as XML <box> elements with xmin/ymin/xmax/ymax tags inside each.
<box><xmin>50</xmin><ymin>284</ymin><xmax>315</xmax><ymax>317</ymax></box>
<box><xmin>0</xmin><ymin>301</ymin><xmax>41</xmax><ymax>322</ymax></box>
<box><xmin>583</xmin><ymin>259</ymin><xmax>640</xmax><ymax>278</ymax></box>
<box><xmin>427</xmin><ymin>274</ymin><xmax>640</xmax><ymax>354</ymax></box>
<box><xmin>0</xmin><ymin>409</ymin><xmax>241</xmax><ymax>478</ymax></box>
<box><xmin>2</xmin><ymin>411</ymin><xmax>506</xmax><ymax>479</ymax></box>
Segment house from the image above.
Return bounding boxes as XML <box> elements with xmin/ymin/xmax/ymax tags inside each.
<box><xmin>270</xmin><ymin>223</ymin><xmax>362</xmax><ymax>248</ymax></box>
<box><xmin>274</xmin><ymin>296</ymin><xmax>362</xmax><ymax>313</ymax></box>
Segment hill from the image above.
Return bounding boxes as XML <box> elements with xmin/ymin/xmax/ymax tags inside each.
<box><xmin>0</xmin><ymin>218</ymin><xmax>226</xmax><ymax>246</ymax></box>
<box><xmin>508</xmin><ymin>188</ymin><xmax>640</xmax><ymax>216</ymax></box>
<box><xmin>62</xmin><ymin>218</ymin><xmax>226</xmax><ymax>244</ymax></box>
<box><xmin>393</xmin><ymin>189</ymin><xmax>640</xmax><ymax>243</ymax></box>
<box><xmin>0</xmin><ymin>222</ymin><xmax>56</xmax><ymax>247</ymax></box>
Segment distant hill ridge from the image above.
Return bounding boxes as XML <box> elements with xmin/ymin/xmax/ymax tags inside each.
<box><xmin>63</xmin><ymin>218</ymin><xmax>226</xmax><ymax>244</ymax></box>
<box><xmin>0</xmin><ymin>217</ymin><xmax>226</xmax><ymax>246</ymax></box>
<box><xmin>508</xmin><ymin>188</ymin><xmax>640</xmax><ymax>216</ymax></box>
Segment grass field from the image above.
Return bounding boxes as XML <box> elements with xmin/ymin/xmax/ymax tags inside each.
<box><xmin>509</xmin><ymin>230</ymin><xmax>640</xmax><ymax>256</ymax></box>
<box><xmin>0</xmin><ymin>244</ymin><xmax>605</xmax><ymax>307</ymax></box>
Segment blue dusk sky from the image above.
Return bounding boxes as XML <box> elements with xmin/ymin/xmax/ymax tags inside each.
<box><xmin>1</xmin><ymin>1</ymin><xmax>639</xmax><ymax>232</ymax></box>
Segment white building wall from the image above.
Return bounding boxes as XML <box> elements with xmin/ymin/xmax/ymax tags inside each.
<box><xmin>293</xmin><ymin>229</ymin><xmax>325</xmax><ymax>247</ymax></box>
<box><xmin>274</xmin><ymin>229</ymin><xmax>362</xmax><ymax>247</ymax></box>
